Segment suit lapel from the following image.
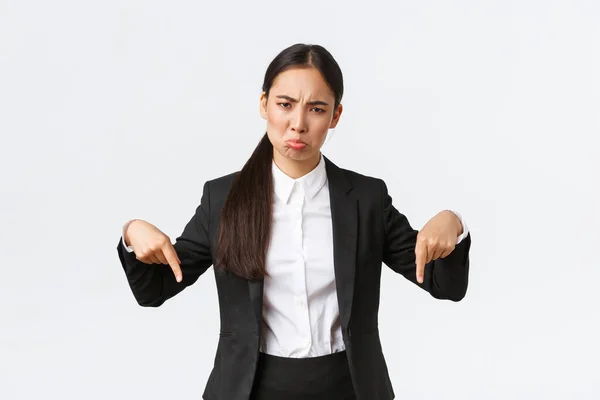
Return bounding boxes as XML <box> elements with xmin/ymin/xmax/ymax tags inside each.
<box><xmin>248</xmin><ymin>279</ymin><xmax>263</xmax><ymax>331</ymax></box>
<box><xmin>324</xmin><ymin>156</ymin><xmax>357</xmax><ymax>329</ymax></box>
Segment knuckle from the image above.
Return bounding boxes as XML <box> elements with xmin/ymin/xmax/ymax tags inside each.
<box><xmin>150</xmin><ymin>239</ymin><xmax>167</xmax><ymax>250</ymax></box>
<box><xmin>142</xmin><ymin>248</ymin><xmax>156</xmax><ymax>261</ymax></box>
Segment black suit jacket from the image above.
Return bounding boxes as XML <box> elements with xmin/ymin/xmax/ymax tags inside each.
<box><xmin>117</xmin><ymin>156</ymin><xmax>471</xmax><ymax>400</ymax></box>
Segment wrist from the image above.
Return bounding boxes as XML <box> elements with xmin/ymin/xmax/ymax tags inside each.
<box><xmin>456</xmin><ymin>217</ymin><xmax>463</xmax><ymax>237</ymax></box>
<box><xmin>123</xmin><ymin>219</ymin><xmax>140</xmax><ymax>246</ymax></box>
<box><xmin>442</xmin><ymin>210</ymin><xmax>463</xmax><ymax>237</ymax></box>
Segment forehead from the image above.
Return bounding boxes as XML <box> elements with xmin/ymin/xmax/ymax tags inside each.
<box><xmin>270</xmin><ymin>67</ymin><xmax>334</xmax><ymax>99</ymax></box>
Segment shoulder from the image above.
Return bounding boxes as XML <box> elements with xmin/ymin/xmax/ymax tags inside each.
<box><xmin>198</xmin><ymin>171</ymin><xmax>240</xmax><ymax>207</ymax></box>
<box><xmin>340</xmin><ymin>169</ymin><xmax>390</xmax><ymax>212</ymax></box>
<box><xmin>329</xmin><ymin>162</ymin><xmax>396</xmax><ymax>214</ymax></box>
<box><xmin>324</xmin><ymin>156</ymin><xmax>387</xmax><ymax>195</ymax></box>
<box><xmin>341</xmin><ymin>167</ymin><xmax>385</xmax><ymax>189</ymax></box>
<box><xmin>206</xmin><ymin>171</ymin><xmax>239</xmax><ymax>192</ymax></box>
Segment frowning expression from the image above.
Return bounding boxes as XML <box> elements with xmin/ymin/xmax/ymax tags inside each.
<box><xmin>260</xmin><ymin>67</ymin><xmax>342</xmax><ymax>163</ymax></box>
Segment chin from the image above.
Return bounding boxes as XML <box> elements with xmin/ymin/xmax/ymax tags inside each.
<box><xmin>280</xmin><ymin>147</ymin><xmax>314</xmax><ymax>161</ymax></box>
<box><xmin>285</xmin><ymin>151</ymin><xmax>310</xmax><ymax>160</ymax></box>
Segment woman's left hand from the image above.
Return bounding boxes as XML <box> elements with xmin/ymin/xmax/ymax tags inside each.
<box><xmin>415</xmin><ymin>210</ymin><xmax>463</xmax><ymax>284</ymax></box>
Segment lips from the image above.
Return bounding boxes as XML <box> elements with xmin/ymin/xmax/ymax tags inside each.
<box><xmin>286</xmin><ymin>139</ymin><xmax>306</xmax><ymax>149</ymax></box>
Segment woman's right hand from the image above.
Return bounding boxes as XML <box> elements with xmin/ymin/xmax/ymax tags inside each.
<box><xmin>124</xmin><ymin>219</ymin><xmax>183</xmax><ymax>282</ymax></box>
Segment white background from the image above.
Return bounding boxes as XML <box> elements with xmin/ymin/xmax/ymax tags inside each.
<box><xmin>1</xmin><ymin>0</ymin><xmax>599</xmax><ymax>399</ymax></box>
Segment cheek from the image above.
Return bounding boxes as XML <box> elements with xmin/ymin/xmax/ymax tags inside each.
<box><xmin>266</xmin><ymin>108</ymin><xmax>287</xmax><ymax>132</ymax></box>
<box><xmin>313</xmin><ymin>117</ymin><xmax>332</xmax><ymax>137</ymax></box>
<box><xmin>315</xmin><ymin>116</ymin><xmax>332</xmax><ymax>131</ymax></box>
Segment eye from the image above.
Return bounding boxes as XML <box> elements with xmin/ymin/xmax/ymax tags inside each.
<box><xmin>278</xmin><ymin>102</ymin><xmax>291</xmax><ymax>109</ymax></box>
<box><xmin>311</xmin><ymin>107</ymin><xmax>325</xmax><ymax>113</ymax></box>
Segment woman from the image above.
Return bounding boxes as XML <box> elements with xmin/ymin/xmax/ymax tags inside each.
<box><xmin>117</xmin><ymin>43</ymin><xmax>471</xmax><ymax>400</ymax></box>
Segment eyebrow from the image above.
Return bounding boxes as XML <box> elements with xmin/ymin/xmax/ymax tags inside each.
<box><xmin>275</xmin><ymin>95</ymin><xmax>329</xmax><ymax>106</ymax></box>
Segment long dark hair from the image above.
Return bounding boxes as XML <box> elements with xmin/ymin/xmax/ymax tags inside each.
<box><xmin>215</xmin><ymin>43</ymin><xmax>344</xmax><ymax>280</ymax></box>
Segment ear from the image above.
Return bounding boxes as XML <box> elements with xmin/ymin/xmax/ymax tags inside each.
<box><xmin>329</xmin><ymin>104</ymin><xmax>343</xmax><ymax>129</ymax></box>
<box><xmin>259</xmin><ymin>92</ymin><xmax>268</xmax><ymax>120</ymax></box>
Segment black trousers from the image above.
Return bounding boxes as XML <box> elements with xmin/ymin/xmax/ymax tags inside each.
<box><xmin>250</xmin><ymin>350</ymin><xmax>357</xmax><ymax>400</ymax></box>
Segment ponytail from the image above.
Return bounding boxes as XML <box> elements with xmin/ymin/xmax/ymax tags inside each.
<box><xmin>215</xmin><ymin>133</ymin><xmax>274</xmax><ymax>280</ymax></box>
<box><xmin>215</xmin><ymin>43</ymin><xmax>344</xmax><ymax>280</ymax></box>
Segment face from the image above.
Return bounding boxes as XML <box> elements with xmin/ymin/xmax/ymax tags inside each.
<box><xmin>260</xmin><ymin>67</ymin><xmax>343</xmax><ymax>166</ymax></box>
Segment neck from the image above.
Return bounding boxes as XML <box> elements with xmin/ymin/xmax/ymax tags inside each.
<box><xmin>273</xmin><ymin>152</ymin><xmax>321</xmax><ymax>179</ymax></box>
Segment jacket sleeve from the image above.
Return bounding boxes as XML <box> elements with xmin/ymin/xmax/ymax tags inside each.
<box><xmin>116</xmin><ymin>181</ymin><xmax>214</xmax><ymax>307</ymax></box>
<box><xmin>380</xmin><ymin>179</ymin><xmax>471</xmax><ymax>301</ymax></box>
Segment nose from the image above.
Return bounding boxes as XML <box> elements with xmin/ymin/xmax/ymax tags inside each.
<box><xmin>291</xmin><ymin>108</ymin><xmax>307</xmax><ymax>133</ymax></box>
